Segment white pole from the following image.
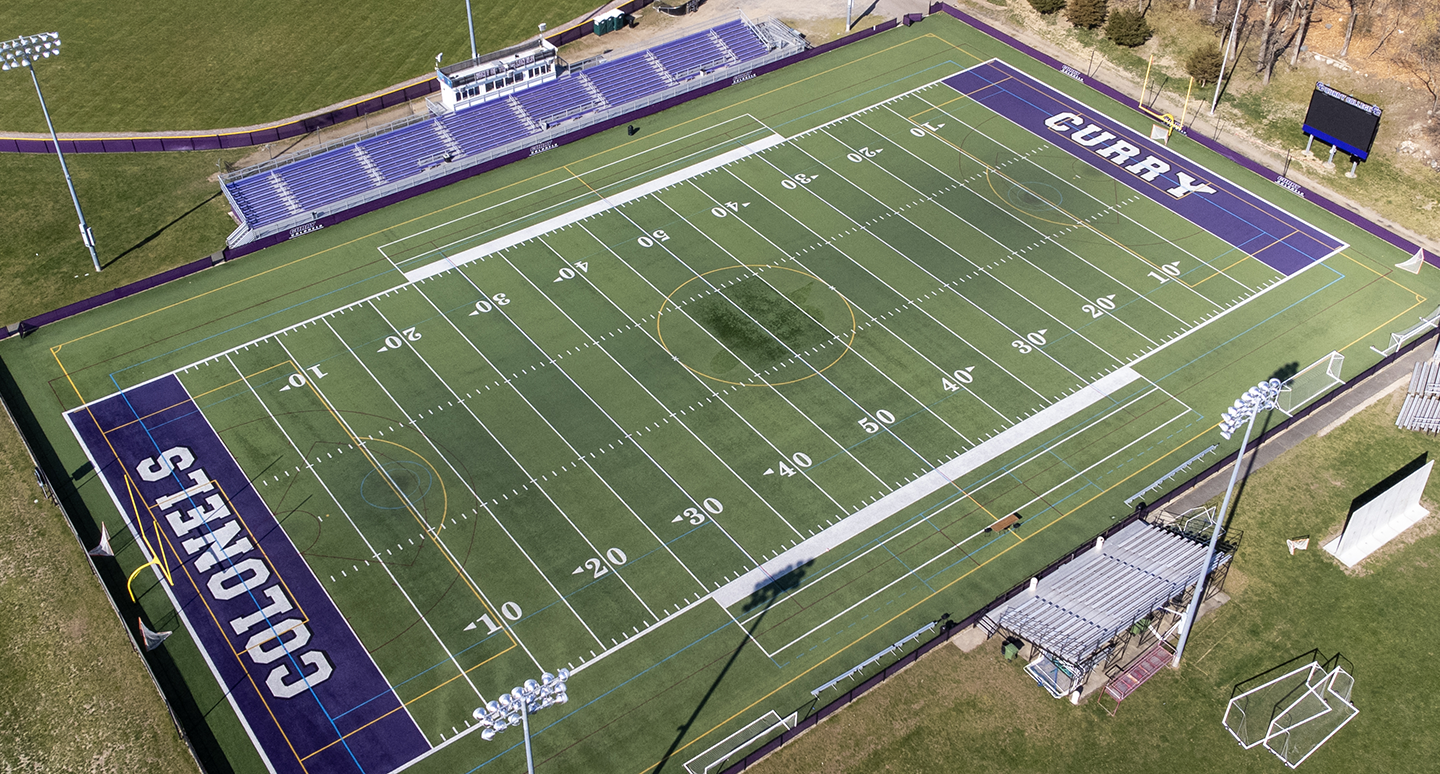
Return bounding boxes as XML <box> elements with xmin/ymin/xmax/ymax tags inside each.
<box><xmin>520</xmin><ymin>701</ymin><xmax>535</xmax><ymax>774</ymax></box>
<box><xmin>465</xmin><ymin>0</ymin><xmax>477</xmax><ymax>61</ymax></box>
<box><xmin>1210</xmin><ymin>0</ymin><xmax>1245</xmax><ymax>115</ymax></box>
<box><xmin>1171</xmin><ymin>383</ymin><xmax>1276</xmax><ymax>668</ymax></box>
<box><xmin>29</xmin><ymin>62</ymin><xmax>101</xmax><ymax>274</ymax></box>
<box><xmin>848</xmin><ymin>0</ymin><xmax>854</xmax><ymax>30</ymax></box>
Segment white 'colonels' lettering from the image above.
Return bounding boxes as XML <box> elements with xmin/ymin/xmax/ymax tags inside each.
<box><xmin>137</xmin><ymin>446</ymin><xmax>332</xmax><ymax>699</ymax></box>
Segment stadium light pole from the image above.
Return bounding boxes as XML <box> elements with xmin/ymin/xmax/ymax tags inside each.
<box><xmin>1171</xmin><ymin>378</ymin><xmax>1284</xmax><ymax>668</ymax></box>
<box><xmin>1209</xmin><ymin>0</ymin><xmax>1244</xmax><ymax>115</ymax></box>
<box><xmin>464</xmin><ymin>0</ymin><xmax>477</xmax><ymax>61</ymax></box>
<box><xmin>2</xmin><ymin>32</ymin><xmax>101</xmax><ymax>273</ymax></box>
<box><xmin>474</xmin><ymin>669</ymin><xmax>569</xmax><ymax>774</ymax></box>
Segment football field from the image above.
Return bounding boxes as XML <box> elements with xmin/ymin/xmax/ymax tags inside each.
<box><xmin>9</xmin><ymin>16</ymin><xmax>1437</xmax><ymax>774</ymax></box>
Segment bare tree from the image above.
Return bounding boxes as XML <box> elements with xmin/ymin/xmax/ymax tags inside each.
<box><xmin>1290</xmin><ymin>0</ymin><xmax>1316</xmax><ymax>66</ymax></box>
<box><xmin>1258</xmin><ymin>0</ymin><xmax>1280</xmax><ymax>84</ymax></box>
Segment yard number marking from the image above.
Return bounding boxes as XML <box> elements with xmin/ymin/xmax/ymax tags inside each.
<box><xmin>465</xmin><ymin>601</ymin><xmax>523</xmax><ymax>634</ymax></box>
<box><xmin>553</xmin><ymin>262</ymin><xmax>589</xmax><ymax>283</ymax></box>
<box><xmin>1146</xmin><ymin>262</ymin><xmax>1182</xmax><ymax>283</ymax></box>
<box><xmin>469</xmin><ymin>294</ymin><xmax>511</xmax><ymax>315</ymax></box>
<box><xmin>637</xmin><ymin>230</ymin><xmax>671</xmax><ymax>247</ymax></box>
<box><xmin>858</xmin><ymin>410</ymin><xmax>896</xmax><ymax>434</ymax></box>
<box><xmin>1011</xmin><ymin>329</ymin><xmax>1048</xmax><ymax>354</ymax></box>
<box><xmin>573</xmin><ymin>547</ymin><xmax>628</xmax><ymax>578</ymax></box>
<box><xmin>671</xmin><ymin>498</ymin><xmax>724</xmax><ymax>525</ymax></box>
<box><xmin>780</xmin><ymin>173</ymin><xmax>818</xmax><ymax>190</ymax></box>
<box><xmin>846</xmin><ymin>146</ymin><xmax>883</xmax><ymax>163</ymax></box>
<box><xmin>764</xmin><ymin>452</ymin><xmax>813</xmax><ymax>477</ymax></box>
<box><xmin>909</xmin><ymin>122</ymin><xmax>944</xmax><ymax>137</ymax></box>
<box><xmin>278</xmin><ymin>365</ymin><xmax>328</xmax><ymax>392</ymax></box>
<box><xmin>1081</xmin><ymin>294</ymin><xmax>1118</xmax><ymax>318</ymax></box>
<box><xmin>710</xmin><ymin>201</ymin><xmax>750</xmax><ymax>218</ymax></box>
<box><xmin>377</xmin><ymin>327</ymin><xmax>422</xmax><ymax>352</ymax></box>
<box><xmin>941</xmin><ymin>366</ymin><xmax>975</xmax><ymax>393</ymax></box>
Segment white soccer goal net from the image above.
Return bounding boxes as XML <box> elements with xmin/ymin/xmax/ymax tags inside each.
<box><xmin>1371</xmin><ymin>304</ymin><xmax>1440</xmax><ymax>357</ymax></box>
<box><xmin>1223</xmin><ymin>660</ymin><xmax>1357</xmax><ymax>769</ymax></box>
<box><xmin>1275</xmin><ymin>351</ymin><xmax>1344</xmax><ymax>416</ymax></box>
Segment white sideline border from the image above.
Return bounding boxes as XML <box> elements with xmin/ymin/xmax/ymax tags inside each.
<box><xmin>710</xmin><ymin>366</ymin><xmax>1143</xmax><ymax>608</ymax></box>
<box><xmin>403</xmin><ymin>133</ymin><xmax>787</xmax><ymax>283</ymax></box>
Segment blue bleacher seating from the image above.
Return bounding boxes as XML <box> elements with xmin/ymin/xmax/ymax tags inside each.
<box><xmin>226</xmin><ymin>19</ymin><xmax>777</xmax><ymax>232</ymax></box>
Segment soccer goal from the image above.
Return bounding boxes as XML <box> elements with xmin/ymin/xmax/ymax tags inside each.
<box><xmin>1275</xmin><ymin>351</ymin><xmax>1344</xmax><ymax>416</ymax></box>
<box><xmin>1370</xmin><ymin>304</ymin><xmax>1440</xmax><ymax>357</ymax></box>
<box><xmin>1223</xmin><ymin>659</ymin><xmax>1357</xmax><ymax>768</ymax></box>
<box><xmin>683</xmin><ymin>710</ymin><xmax>797</xmax><ymax>774</ymax></box>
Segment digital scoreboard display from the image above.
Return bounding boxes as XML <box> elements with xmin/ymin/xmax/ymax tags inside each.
<box><xmin>1302</xmin><ymin>82</ymin><xmax>1382</xmax><ymax>161</ymax></box>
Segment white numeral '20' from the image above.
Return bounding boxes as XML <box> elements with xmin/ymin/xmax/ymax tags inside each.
<box><xmin>584</xmin><ymin>547</ymin><xmax>628</xmax><ymax>578</ymax></box>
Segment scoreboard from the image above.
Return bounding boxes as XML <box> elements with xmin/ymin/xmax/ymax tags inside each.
<box><xmin>1302</xmin><ymin>82</ymin><xmax>1382</xmax><ymax>161</ymax></box>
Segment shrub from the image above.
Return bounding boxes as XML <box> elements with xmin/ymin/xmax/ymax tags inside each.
<box><xmin>1066</xmin><ymin>0</ymin><xmax>1108</xmax><ymax>29</ymax></box>
<box><xmin>1105</xmin><ymin>9</ymin><xmax>1153</xmax><ymax>47</ymax></box>
<box><xmin>1028</xmin><ymin>0</ymin><xmax>1067</xmax><ymax>14</ymax></box>
<box><xmin>1185</xmin><ymin>42</ymin><xmax>1224</xmax><ymax>86</ymax></box>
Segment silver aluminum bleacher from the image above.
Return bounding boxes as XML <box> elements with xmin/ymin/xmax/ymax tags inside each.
<box><xmin>1397</xmin><ymin>360</ymin><xmax>1440</xmax><ymax>432</ymax></box>
<box><xmin>982</xmin><ymin>522</ymin><xmax>1217</xmax><ymax>672</ymax></box>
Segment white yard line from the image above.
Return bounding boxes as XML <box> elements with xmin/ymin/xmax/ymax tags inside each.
<box><xmin>710</xmin><ymin>365</ymin><xmax>1142</xmax><ymax>608</ymax></box>
<box><xmin>402</xmin><ymin>134</ymin><xmax>787</xmax><ymax>283</ymax></box>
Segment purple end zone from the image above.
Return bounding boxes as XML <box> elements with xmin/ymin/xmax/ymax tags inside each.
<box><xmin>943</xmin><ymin>61</ymin><xmax>1344</xmax><ymax>276</ymax></box>
<box><xmin>65</xmin><ymin>375</ymin><xmax>430</xmax><ymax>774</ymax></box>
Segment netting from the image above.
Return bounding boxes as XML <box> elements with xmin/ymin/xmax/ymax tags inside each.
<box><xmin>1275</xmin><ymin>351</ymin><xmax>1344</xmax><ymax>416</ymax></box>
<box><xmin>1224</xmin><ymin>661</ymin><xmax>1357</xmax><ymax>768</ymax></box>
<box><xmin>1371</xmin><ymin>305</ymin><xmax>1440</xmax><ymax>357</ymax></box>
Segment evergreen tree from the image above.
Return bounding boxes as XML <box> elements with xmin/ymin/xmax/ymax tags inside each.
<box><xmin>1185</xmin><ymin>42</ymin><xmax>1224</xmax><ymax>86</ymax></box>
<box><xmin>1106</xmin><ymin>9</ymin><xmax>1153</xmax><ymax>47</ymax></box>
<box><xmin>1028</xmin><ymin>0</ymin><xmax>1067</xmax><ymax>14</ymax></box>
<box><xmin>1066</xmin><ymin>0</ymin><xmax>1109</xmax><ymax>30</ymax></box>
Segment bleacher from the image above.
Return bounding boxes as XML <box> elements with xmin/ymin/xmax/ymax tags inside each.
<box><xmin>223</xmin><ymin>18</ymin><xmax>798</xmax><ymax>239</ymax></box>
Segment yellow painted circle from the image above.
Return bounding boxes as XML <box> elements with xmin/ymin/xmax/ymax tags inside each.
<box><xmin>655</xmin><ymin>265</ymin><xmax>856</xmax><ymax>387</ymax></box>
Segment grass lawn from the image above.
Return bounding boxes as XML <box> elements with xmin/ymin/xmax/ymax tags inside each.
<box><xmin>0</xmin><ymin>412</ymin><xmax>196</xmax><ymax>772</ymax></box>
<box><xmin>0</xmin><ymin>0</ymin><xmax>605</xmax><ymax>132</ymax></box>
<box><xmin>745</xmin><ymin>385</ymin><xmax>1440</xmax><ymax>774</ymax></box>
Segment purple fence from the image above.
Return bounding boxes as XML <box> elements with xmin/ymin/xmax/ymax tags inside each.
<box><xmin>0</xmin><ymin>16</ymin><xmax>899</xmax><ymax>340</ymax></box>
<box><xmin>0</xmin><ymin>80</ymin><xmax>439</xmax><ymax>155</ymax></box>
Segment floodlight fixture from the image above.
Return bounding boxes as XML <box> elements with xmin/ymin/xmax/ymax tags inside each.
<box><xmin>1173</xmin><ymin>378</ymin><xmax>1284</xmax><ymax>667</ymax></box>
<box><xmin>474</xmin><ymin>669</ymin><xmax>570</xmax><ymax>774</ymax></box>
<box><xmin>2</xmin><ymin>31</ymin><xmax>100</xmax><ymax>273</ymax></box>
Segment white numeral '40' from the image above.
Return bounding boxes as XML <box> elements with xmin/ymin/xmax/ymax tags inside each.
<box><xmin>772</xmin><ymin>452</ymin><xmax>812</xmax><ymax>478</ymax></box>
<box><xmin>941</xmin><ymin>366</ymin><xmax>974</xmax><ymax>392</ymax></box>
